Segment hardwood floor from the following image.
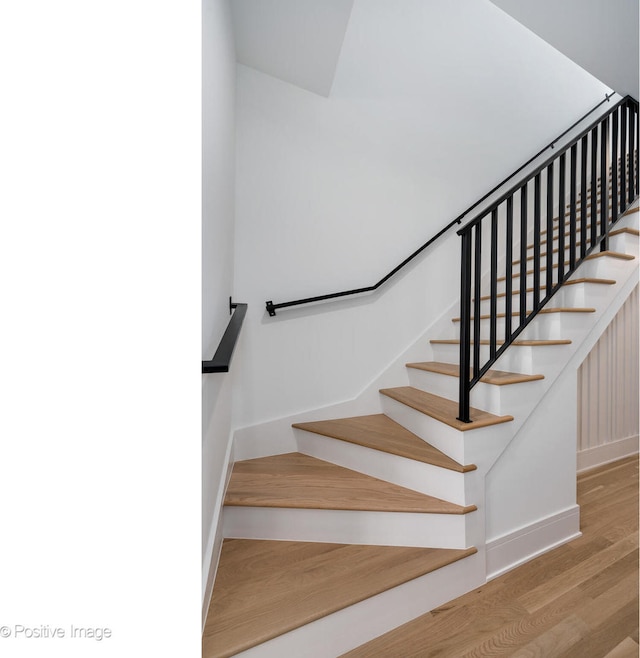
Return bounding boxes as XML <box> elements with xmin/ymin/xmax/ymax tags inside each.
<box><xmin>342</xmin><ymin>455</ymin><xmax>639</xmax><ymax>658</ymax></box>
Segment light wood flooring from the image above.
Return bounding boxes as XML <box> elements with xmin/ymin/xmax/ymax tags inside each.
<box><xmin>343</xmin><ymin>454</ymin><xmax>639</xmax><ymax>658</ymax></box>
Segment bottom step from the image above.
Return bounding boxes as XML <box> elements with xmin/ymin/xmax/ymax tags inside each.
<box><xmin>203</xmin><ymin>539</ymin><xmax>477</xmax><ymax>658</ymax></box>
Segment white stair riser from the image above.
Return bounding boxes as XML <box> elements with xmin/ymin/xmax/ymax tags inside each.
<box><xmin>492</xmin><ymin>342</ymin><xmax>574</xmax><ymax>379</ymax></box>
<box><xmin>295</xmin><ymin>430</ymin><xmax>472</xmax><ymax>506</ymax></box>
<box><xmin>478</xmin><ymin>282</ymin><xmax>613</xmax><ymax>314</ymax></box>
<box><xmin>223</xmin><ymin>507</ymin><xmax>474</xmax><ymax>549</ymax></box>
<box><xmin>620</xmin><ymin>209</ymin><xmax>639</xmax><ymax>229</ymax></box>
<box><xmin>578</xmin><ymin>255</ymin><xmax>637</xmax><ymax>279</ymax></box>
<box><xmin>609</xmin><ymin>231</ymin><xmax>639</xmax><ymax>254</ymax></box>
<box><xmin>430</xmin><ymin>342</ymin><xmax>573</xmax><ymax>375</ymax></box>
<box><xmin>406</xmin><ymin>368</ymin><xmax>544</xmax><ymax>417</ymax></box>
<box><xmin>498</xmin><ymin>254</ymin><xmax>632</xmax><ymax>287</ymax></box>
<box><xmin>380</xmin><ymin>395</ymin><xmax>466</xmax><ymax>462</ymax></box>
<box><xmin>460</xmin><ymin>310</ymin><xmax>596</xmax><ymax>342</ymax></box>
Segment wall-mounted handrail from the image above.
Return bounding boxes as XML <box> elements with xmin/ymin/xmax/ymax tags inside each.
<box><xmin>265</xmin><ymin>93</ymin><xmax>616</xmax><ymax>316</ymax></box>
<box><xmin>202</xmin><ymin>299</ymin><xmax>248</xmax><ymax>373</ymax></box>
<box><xmin>456</xmin><ymin>95</ymin><xmax>639</xmax><ymax>422</ymax></box>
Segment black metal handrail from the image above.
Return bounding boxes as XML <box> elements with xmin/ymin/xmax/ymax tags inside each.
<box><xmin>457</xmin><ymin>95</ymin><xmax>639</xmax><ymax>422</ymax></box>
<box><xmin>265</xmin><ymin>93</ymin><xmax>616</xmax><ymax>316</ymax></box>
<box><xmin>202</xmin><ymin>299</ymin><xmax>248</xmax><ymax>373</ymax></box>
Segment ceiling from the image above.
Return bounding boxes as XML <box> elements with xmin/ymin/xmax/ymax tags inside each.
<box><xmin>230</xmin><ymin>0</ymin><xmax>638</xmax><ymax>100</ymax></box>
<box><xmin>489</xmin><ymin>0</ymin><xmax>639</xmax><ymax>99</ymax></box>
<box><xmin>230</xmin><ymin>0</ymin><xmax>354</xmax><ymax>97</ymax></box>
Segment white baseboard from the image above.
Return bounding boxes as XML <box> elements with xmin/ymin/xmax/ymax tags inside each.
<box><xmin>577</xmin><ymin>436</ymin><xmax>639</xmax><ymax>473</ymax></box>
<box><xmin>202</xmin><ymin>440</ymin><xmax>235</xmax><ymax>631</ymax></box>
<box><xmin>486</xmin><ymin>505</ymin><xmax>581</xmax><ymax>581</ymax></box>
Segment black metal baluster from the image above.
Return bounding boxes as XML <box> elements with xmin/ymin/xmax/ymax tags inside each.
<box><xmin>633</xmin><ymin>103</ymin><xmax>640</xmax><ymax>199</ymax></box>
<box><xmin>473</xmin><ymin>222</ymin><xmax>482</xmax><ymax>380</ymax></box>
<box><xmin>490</xmin><ymin>208</ymin><xmax>498</xmax><ymax>360</ymax></box>
<box><xmin>621</xmin><ymin>104</ymin><xmax>627</xmax><ymax>208</ymax></box>
<box><xmin>600</xmin><ymin>117</ymin><xmax>609</xmax><ymax>251</ymax></box>
<box><xmin>590</xmin><ymin>127</ymin><xmax>598</xmax><ymax>250</ymax></box>
<box><xmin>458</xmin><ymin>229</ymin><xmax>472</xmax><ymax>423</ymax></box>
<box><xmin>559</xmin><ymin>152</ymin><xmax>567</xmax><ymax>281</ymax></box>
<box><xmin>579</xmin><ymin>136</ymin><xmax>587</xmax><ymax>263</ymax></box>
<box><xmin>611</xmin><ymin>108</ymin><xmax>619</xmax><ymax>228</ymax></box>
<box><xmin>505</xmin><ymin>196</ymin><xmax>513</xmax><ymax>342</ymax></box>
<box><xmin>520</xmin><ymin>185</ymin><xmax>528</xmax><ymax>327</ymax></box>
<box><xmin>569</xmin><ymin>144</ymin><xmax>578</xmax><ymax>270</ymax></box>
<box><xmin>630</xmin><ymin>102</ymin><xmax>637</xmax><ymax>202</ymax></box>
<box><xmin>546</xmin><ymin>163</ymin><xmax>554</xmax><ymax>297</ymax></box>
<box><xmin>533</xmin><ymin>174</ymin><xmax>541</xmax><ymax>310</ymax></box>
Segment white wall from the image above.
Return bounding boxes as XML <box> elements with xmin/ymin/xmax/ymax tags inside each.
<box><xmin>490</xmin><ymin>0</ymin><xmax>640</xmax><ymax>99</ymax></box>
<box><xmin>233</xmin><ymin>0</ymin><xmax>611</xmax><ymax>431</ymax></box>
<box><xmin>577</xmin><ymin>284</ymin><xmax>639</xmax><ymax>470</ymax></box>
<box><xmin>202</xmin><ymin>0</ymin><xmax>236</xmax><ymax>617</ymax></box>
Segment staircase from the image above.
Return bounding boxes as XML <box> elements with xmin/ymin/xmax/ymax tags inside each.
<box><xmin>203</xmin><ymin>186</ymin><xmax>639</xmax><ymax>656</ymax></box>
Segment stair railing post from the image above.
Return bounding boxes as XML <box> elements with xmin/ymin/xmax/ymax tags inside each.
<box><xmin>458</xmin><ymin>229</ymin><xmax>472</xmax><ymax>423</ymax></box>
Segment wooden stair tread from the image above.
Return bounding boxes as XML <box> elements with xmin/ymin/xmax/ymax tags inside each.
<box><xmin>293</xmin><ymin>414</ymin><xmax>475</xmax><ymax>472</ymax></box>
<box><xmin>563</xmin><ymin>276</ymin><xmax>617</xmax><ymax>286</ymax></box>
<box><xmin>609</xmin><ymin>226</ymin><xmax>640</xmax><ymax>237</ymax></box>
<box><xmin>584</xmin><ymin>250</ymin><xmax>635</xmax><ymax>261</ymax></box>
<box><xmin>451</xmin><ymin>307</ymin><xmax>595</xmax><ymax>322</ymax></box>
<box><xmin>203</xmin><ymin>539</ymin><xmax>477</xmax><ymax>658</ymax></box>
<box><xmin>476</xmin><ymin>278</ymin><xmax>615</xmax><ymax>301</ymax></box>
<box><xmin>431</xmin><ymin>338</ymin><xmax>572</xmax><ymax>346</ymax></box>
<box><xmin>406</xmin><ymin>361</ymin><xmax>544</xmax><ymax>386</ymax></box>
<box><xmin>225</xmin><ymin>453</ymin><xmax>475</xmax><ymax>514</ymax></box>
<box><xmin>379</xmin><ymin>386</ymin><xmax>513</xmax><ymax>431</ymax></box>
